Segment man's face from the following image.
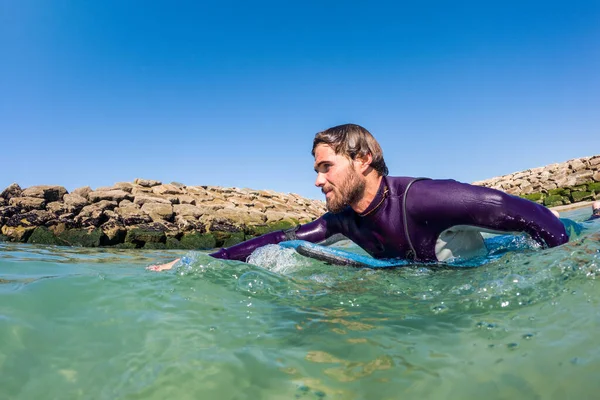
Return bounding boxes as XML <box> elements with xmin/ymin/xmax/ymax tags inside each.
<box><xmin>313</xmin><ymin>144</ymin><xmax>365</xmax><ymax>213</ymax></box>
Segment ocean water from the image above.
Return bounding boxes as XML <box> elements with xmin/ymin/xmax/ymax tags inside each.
<box><xmin>1</xmin><ymin>207</ymin><xmax>599</xmax><ymax>400</ymax></box>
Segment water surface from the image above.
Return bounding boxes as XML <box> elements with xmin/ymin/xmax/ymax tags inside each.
<box><xmin>1</xmin><ymin>207</ymin><xmax>599</xmax><ymax>399</ymax></box>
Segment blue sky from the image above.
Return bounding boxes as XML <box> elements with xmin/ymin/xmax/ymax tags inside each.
<box><xmin>1</xmin><ymin>0</ymin><xmax>598</xmax><ymax>200</ymax></box>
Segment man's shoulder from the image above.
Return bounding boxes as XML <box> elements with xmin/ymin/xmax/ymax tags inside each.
<box><xmin>385</xmin><ymin>175</ymin><xmax>460</xmax><ymax>195</ymax></box>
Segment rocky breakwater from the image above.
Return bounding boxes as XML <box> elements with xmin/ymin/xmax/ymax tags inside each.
<box><xmin>0</xmin><ymin>179</ymin><xmax>326</xmax><ymax>249</ymax></box>
<box><xmin>472</xmin><ymin>155</ymin><xmax>600</xmax><ymax>207</ymax></box>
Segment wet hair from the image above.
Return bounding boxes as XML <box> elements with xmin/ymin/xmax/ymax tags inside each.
<box><xmin>312</xmin><ymin>124</ymin><xmax>389</xmax><ymax>176</ymax></box>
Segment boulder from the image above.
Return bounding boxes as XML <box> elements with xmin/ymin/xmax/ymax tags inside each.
<box><xmin>79</xmin><ymin>200</ymin><xmax>118</xmax><ymax>217</ymax></box>
<box><xmin>114</xmin><ymin>182</ymin><xmax>134</xmax><ymax>193</ymax></box>
<box><xmin>544</xmin><ymin>195</ymin><xmax>564</xmax><ymax>207</ymax></box>
<box><xmin>588</xmin><ymin>182</ymin><xmax>600</xmax><ymax>193</ymax></box>
<box><xmin>72</xmin><ymin>186</ymin><xmax>92</xmax><ymax>199</ymax></box>
<box><xmin>88</xmin><ymin>190</ymin><xmax>133</xmax><ymax>203</ymax></box>
<box><xmin>177</xmin><ymin>195</ymin><xmax>197</xmax><ymax>205</ymax></box>
<box><xmin>46</xmin><ymin>201</ymin><xmax>68</xmax><ymax>215</ymax></box>
<box><xmin>1</xmin><ymin>225</ymin><xmax>36</xmax><ymax>242</ymax></box>
<box><xmin>0</xmin><ymin>206</ymin><xmax>21</xmax><ymax>220</ymax></box>
<box><xmin>173</xmin><ymin>204</ymin><xmax>204</xmax><ymax>218</ymax></box>
<box><xmin>63</xmin><ymin>193</ymin><xmax>88</xmax><ymax>212</ymax></box>
<box><xmin>9</xmin><ymin>197</ymin><xmax>46</xmax><ymax>210</ymax></box>
<box><xmin>571</xmin><ymin>191</ymin><xmax>594</xmax><ymax>202</ymax></box>
<box><xmin>134</xmin><ymin>178</ymin><xmax>162</xmax><ymax>187</ymax></box>
<box><xmin>115</xmin><ymin>204</ymin><xmax>152</xmax><ymax>226</ymax></box>
<box><xmin>1</xmin><ymin>183</ymin><xmax>22</xmax><ymax>200</ymax></box>
<box><xmin>100</xmin><ymin>220</ymin><xmax>127</xmax><ymax>245</ymax></box>
<box><xmin>125</xmin><ymin>223</ymin><xmax>167</xmax><ymax>247</ymax></box>
<box><xmin>21</xmin><ymin>185</ymin><xmax>67</xmax><ymax>202</ymax></box>
<box><xmin>175</xmin><ymin>214</ymin><xmax>206</xmax><ymax>233</ymax></box>
<box><xmin>133</xmin><ymin>195</ymin><xmax>172</xmax><ymax>206</ymax></box>
<box><xmin>152</xmin><ymin>184</ymin><xmax>184</xmax><ymax>196</ymax></box>
<box><xmin>58</xmin><ymin>228</ymin><xmax>104</xmax><ymax>247</ymax></box>
<box><xmin>179</xmin><ymin>232</ymin><xmax>216</xmax><ymax>250</ymax></box>
<box><xmin>573</xmin><ymin>170</ymin><xmax>595</xmax><ymax>186</ymax></box>
<box><xmin>76</xmin><ymin>200</ymin><xmax>117</xmax><ymax>227</ymax></box>
<box><xmin>27</xmin><ymin>226</ymin><xmax>65</xmax><ymax>246</ymax></box>
<box><xmin>141</xmin><ymin>203</ymin><xmax>174</xmax><ymax>222</ymax></box>
<box><xmin>568</xmin><ymin>159</ymin><xmax>587</xmax><ymax>172</ymax></box>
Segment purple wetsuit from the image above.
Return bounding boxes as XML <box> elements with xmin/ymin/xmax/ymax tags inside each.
<box><xmin>210</xmin><ymin>176</ymin><xmax>568</xmax><ymax>262</ymax></box>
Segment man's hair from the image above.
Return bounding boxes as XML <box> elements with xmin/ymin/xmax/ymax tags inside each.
<box><xmin>312</xmin><ymin>124</ymin><xmax>389</xmax><ymax>176</ymax></box>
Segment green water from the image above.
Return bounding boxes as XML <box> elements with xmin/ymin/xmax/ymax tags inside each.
<box><xmin>1</xmin><ymin>208</ymin><xmax>599</xmax><ymax>399</ymax></box>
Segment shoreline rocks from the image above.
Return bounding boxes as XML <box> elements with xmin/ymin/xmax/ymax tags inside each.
<box><xmin>0</xmin><ymin>180</ymin><xmax>326</xmax><ymax>249</ymax></box>
<box><xmin>472</xmin><ymin>155</ymin><xmax>600</xmax><ymax>207</ymax></box>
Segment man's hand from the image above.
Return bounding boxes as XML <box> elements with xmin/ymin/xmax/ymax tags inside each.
<box><xmin>146</xmin><ymin>258</ymin><xmax>180</xmax><ymax>272</ymax></box>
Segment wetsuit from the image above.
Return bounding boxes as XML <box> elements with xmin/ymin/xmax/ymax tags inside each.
<box><xmin>210</xmin><ymin>176</ymin><xmax>569</xmax><ymax>262</ymax></box>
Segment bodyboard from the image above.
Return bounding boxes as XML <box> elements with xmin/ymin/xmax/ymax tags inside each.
<box><xmin>279</xmin><ymin>240</ymin><xmax>411</xmax><ymax>268</ymax></box>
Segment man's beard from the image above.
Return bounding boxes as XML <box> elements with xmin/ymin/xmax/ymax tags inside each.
<box><xmin>324</xmin><ymin>167</ymin><xmax>365</xmax><ymax>213</ymax></box>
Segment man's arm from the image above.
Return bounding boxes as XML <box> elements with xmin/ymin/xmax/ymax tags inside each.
<box><xmin>408</xmin><ymin>179</ymin><xmax>569</xmax><ymax>248</ymax></box>
<box><xmin>210</xmin><ymin>215</ymin><xmax>335</xmax><ymax>260</ymax></box>
<box><xmin>147</xmin><ymin>215</ymin><xmax>338</xmax><ymax>271</ymax></box>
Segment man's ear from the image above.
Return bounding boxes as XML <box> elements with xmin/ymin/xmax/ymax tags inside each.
<box><xmin>354</xmin><ymin>153</ymin><xmax>373</xmax><ymax>173</ymax></box>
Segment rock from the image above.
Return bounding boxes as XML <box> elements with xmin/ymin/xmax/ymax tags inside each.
<box><xmin>180</xmin><ymin>232</ymin><xmax>216</xmax><ymax>250</ymax></box>
<box><xmin>0</xmin><ymin>206</ymin><xmax>20</xmax><ymax>220</ymax></box>
<box><xmin>589</xmin><ymin>156</ymin><xmax>600</xmax><ymax>167</ymax></box>
<box><xmin>72</xmin><ymin>186</ymin><xmax>92</xmax><ymax>199</ymax></box>
<box><xmin>594</xmin><ymin>171</ymin><xmax>600</xmax><ymax>182</ymax></box>
<box><xmin>1</xmin><ymin>225</ymin><xmax>36</xmax><ymax>242</ymax></box>
<box><xmin>125</xmin><ymin>223</ymin><xmax>167</xmax><ymax>247</ymax></box>
<box><xmin>88</xmin><ymin>189</ymin><xmax>133</xmax><ymax>203</ymax></box>
<box><xmin>174</xmin><ymin>215</ymin><xmax>205</xmax><ymax>232</ymax></box>
<box><xmin>573</xmin><ymin>170</ymin><xmax>595</xmax><ymax>186</ymax></box>
<box><xmin>58</xmin><ymin>228</ymin><xmax>104</xmax><ymax>247</ymax></box>
<box><xmin>9</xmin><ymin>197</ymin><xmax>46</xmax><ymax>211</ymax></box>
<box><xmin>568</xmin><ymin>159</ymin><xmax>587</xmax><ymax>172</ymax></box>
<box><xmin>115</xmin><ymin>204</ymin><xmax>152</xmax><ymax>226</ymax></box>
<box><xmin>177</xmin><ymin>195</ymin><xmax>197</xmax><ymax>205</ymax></box>
<box><xmin>521</xmin><ymin>193</ymin><xmax>544</xmax><ymax>203</ymax></box>
<box><xmin>131</xmin><ymin>187</ymin><xmax>153</xmax><ymax>196</ymax></box>
<box><xmin>79</xmin><ymin>200</ymin><xmax>118</xmax><ymax>217</ymax></box>
<box><xmin>21</xmin><ymin>185</ymin><xmax>67</xmax><ymax>202</ymax></box>
<box><xmin>589</xmin><ymin>182</ymin><xmax>600</xmax><ymax>193</ymax></box>
<box><xmin>27</xmin><ymin>226</ymin><xmax>66</xmax><ymax>246</ymax></box>
<box><xmin>5</xmin><ymin>210</ymin><xmax>54</xmax><ymax>228</ymax></box>
<box><xmin>134</xmin><ymin>178</ymin><xmax>162</xmax><ymax>187</ymax></box>
<box><xmin>63</xmin><ymin>193</ymin><xmax>88</xmax><ymax>212</ymax></box>
<box><xmin>76</xmin><ymin>200</ymin><xmax>117</xmax><ymax>227</ymax></box>
<box><xmin>112</xmin><ymin>182</ymin><xmax>134</xmax><ymax>193</ymax></box>
<box><xmin>544</xmin><ymin>195</ymin><xmax>564</xmax><ymax>207</ymax></box>
<box><xmin>100</xmin><ymin>220</ymin><xmax>127</xmax><ymax>245</ymax></box>
<box><xmin>152</xmin><ymin>184</ymin><xmax>184</xmax><ymax>196</ymax></box>
<box><xmin>47</xmin><ymin>201</ymin><xmax>68</xmax><ymax>215</ymax></box>
<box><xmin>571</xmin><ymin>191</ymin><xmax>594</xmax><ymax>202</ymax></box>
<box><xmin>246</xmin><ymin>220</ymin><xmax>297</xmax><ymax>237</ymax></box>
<box><xmin>141</xmin><ymin>203</ymin><xmax>173</xmax><ymax>222</ymax></box>
<box><xmin>133</xmin><ymin>195</ymin><xmax>172</xmax><ymax>206</ymax></box>
<box><xmin>1</xmin><ymin>183</ymin><xmax>22</xmax><ymax>200</ymax></box>
<box><xmin>173</xmin><ymin>204</ymin><xmax>204</xmax><ymax>218</ymax></box>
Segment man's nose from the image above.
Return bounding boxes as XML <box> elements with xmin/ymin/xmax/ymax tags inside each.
<box><xmin>315</xmin><ymin>173</ymin><xmax>326</xmax><ymax>187</ymax></box>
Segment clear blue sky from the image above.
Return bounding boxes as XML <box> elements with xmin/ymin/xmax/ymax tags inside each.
<box><xmin>1</xmin><ymin>0</ymin><xmax>598</xmax><ymax>200</ymax></box>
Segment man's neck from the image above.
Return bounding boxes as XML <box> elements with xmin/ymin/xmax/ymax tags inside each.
<box><xmin>351</xmin><ymin>174</ymin><xmax>383</xmax><ymax>214</ymax></box>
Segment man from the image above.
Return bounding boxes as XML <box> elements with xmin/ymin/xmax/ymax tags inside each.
<box><xmin>148</xmin><ymin>124</ymin><xmax>568</xmax><ymax>271</ymax></box>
